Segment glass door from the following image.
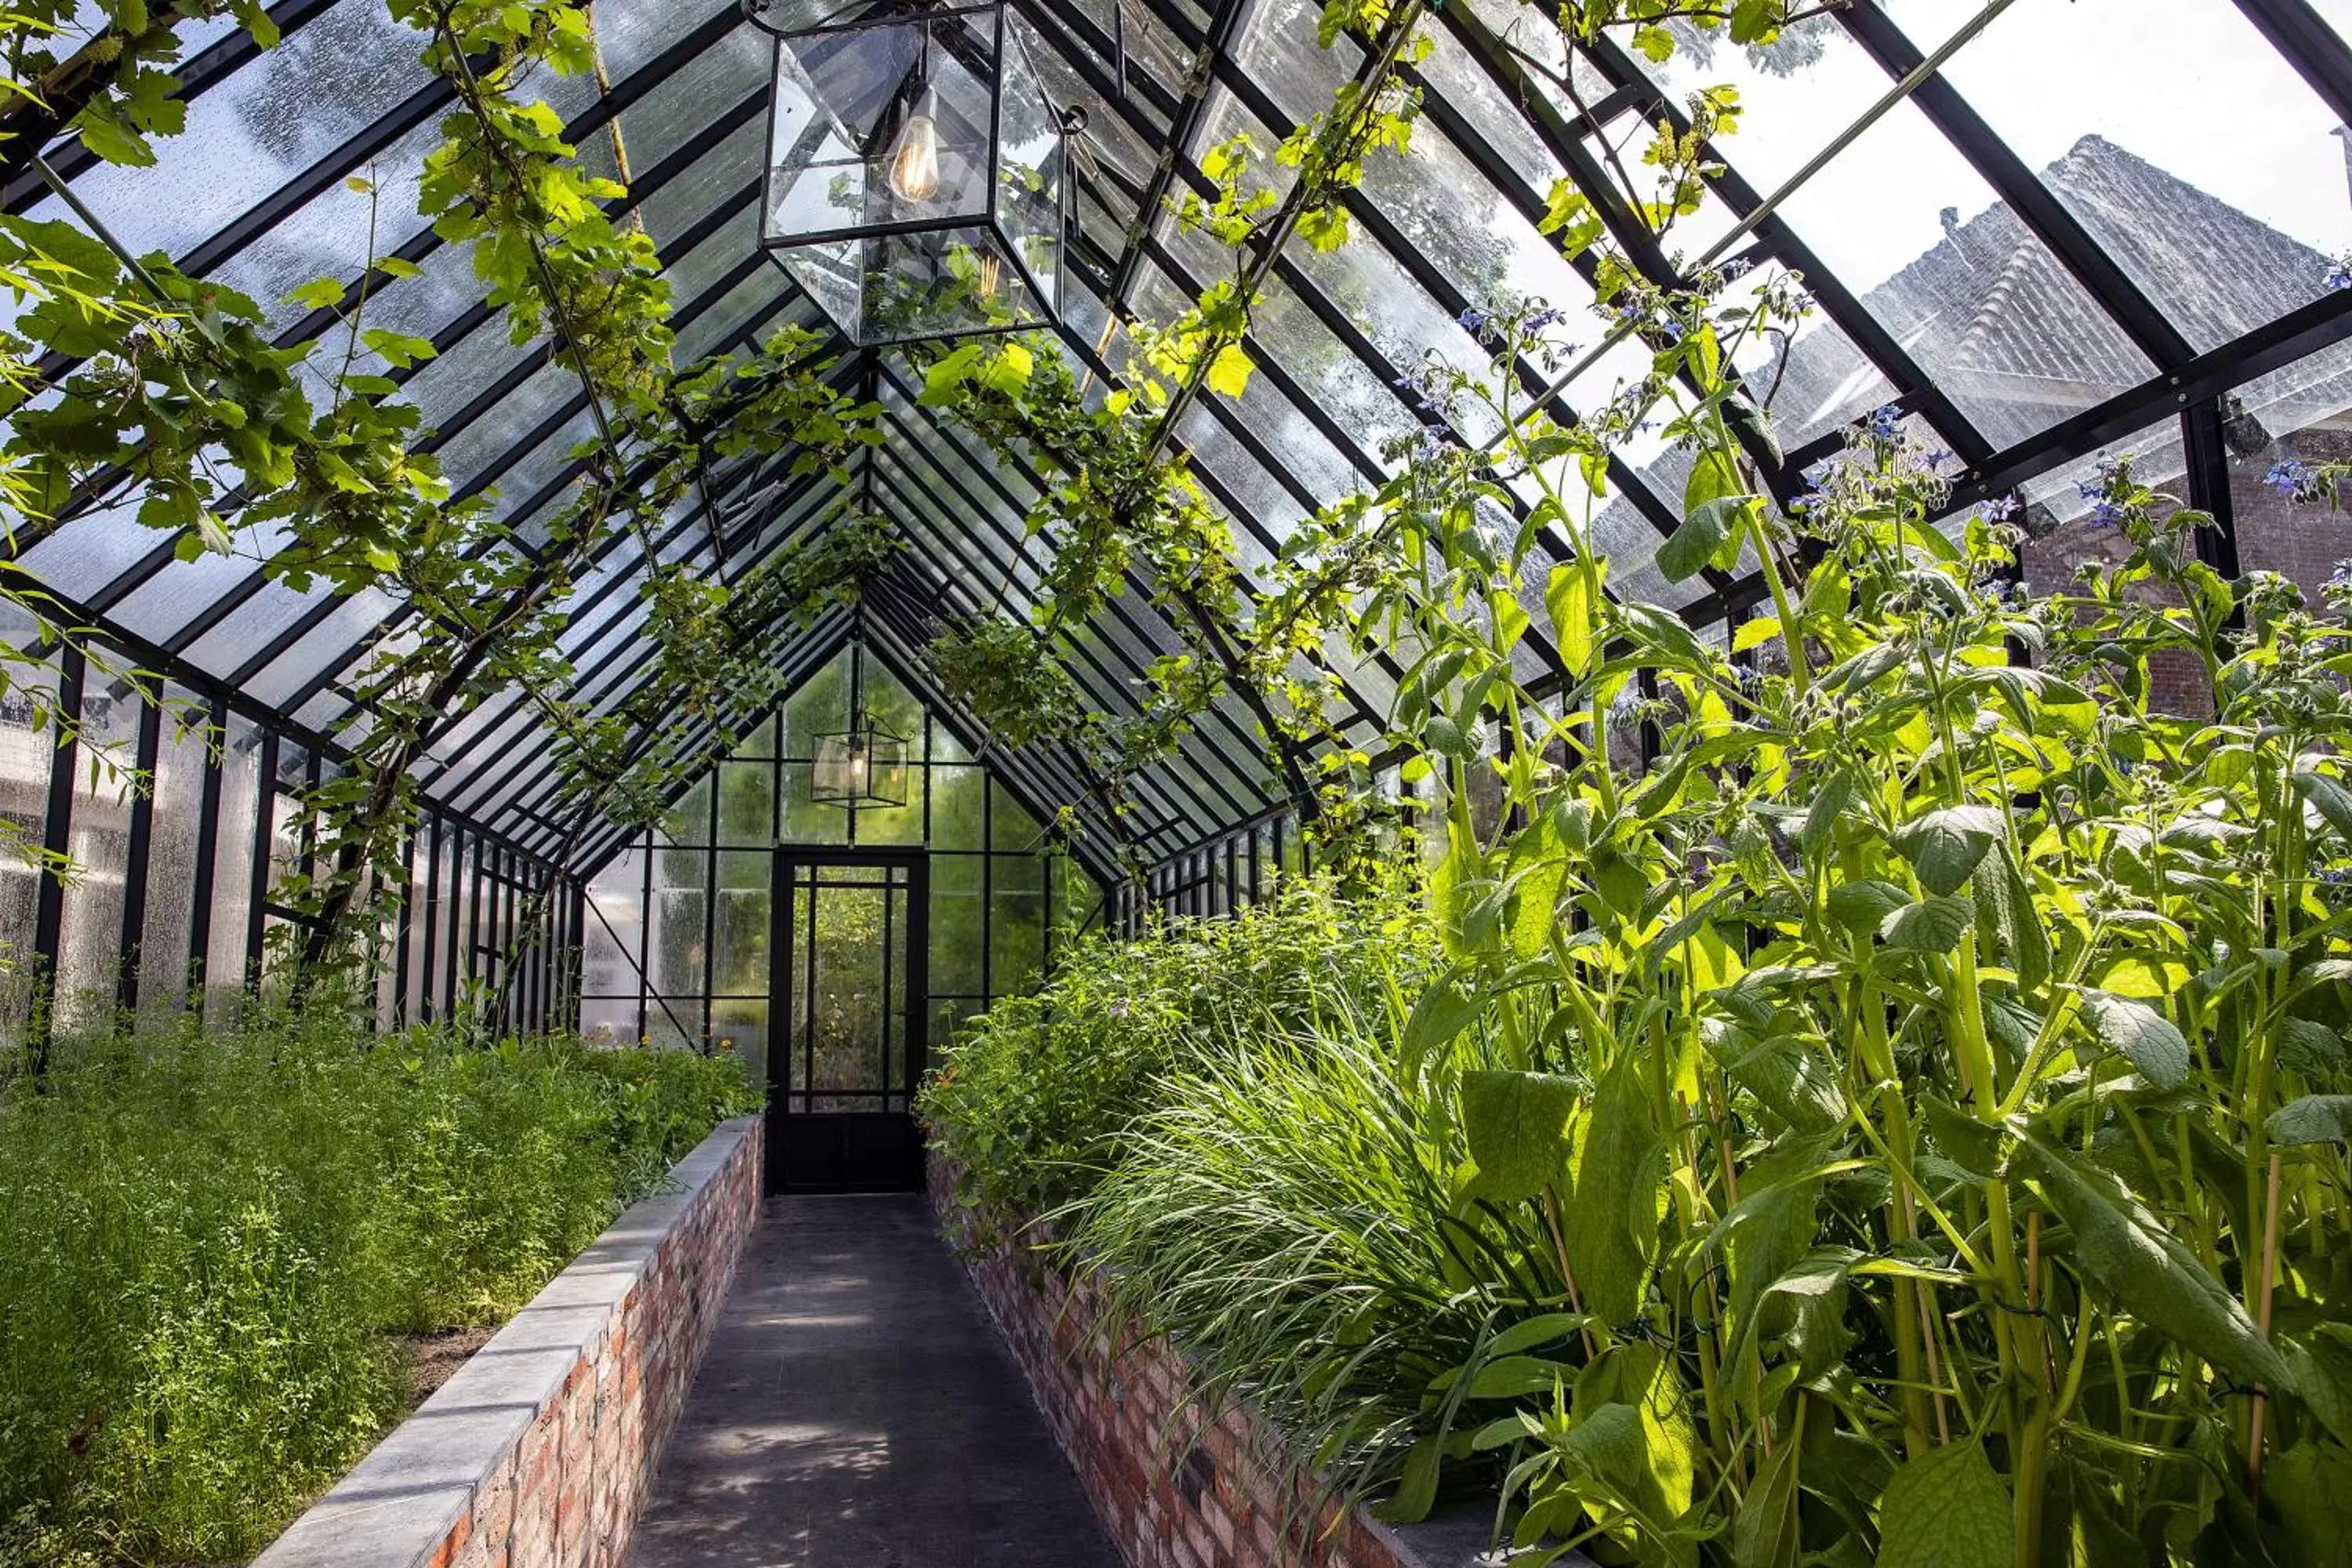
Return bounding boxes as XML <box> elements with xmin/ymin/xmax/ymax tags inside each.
<box><xmin>768</xmin><ymin>847</ymin><xmax>929</xmax><ymax>1192</ymax></box>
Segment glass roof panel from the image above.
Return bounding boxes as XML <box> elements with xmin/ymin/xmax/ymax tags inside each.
<box><xmin>1769</xmin><ymin>94</ymin><xmax>2158</xmax><ymax>449</ymax></box>
<box><xmin>1934</xmin><ymin>0</ymin><xmax>2350</xmax><ymax>352</ymax></box>
<box><xmin>19</xmin><ymin>0</ymin><xmax>2352</xmax><ymax>857</ymax></box>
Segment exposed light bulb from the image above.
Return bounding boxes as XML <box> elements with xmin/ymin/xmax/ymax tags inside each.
<box><xmin>888</xmin><ymin>86</ymin><xmax>942</xmax><ymax>204</ymax></box>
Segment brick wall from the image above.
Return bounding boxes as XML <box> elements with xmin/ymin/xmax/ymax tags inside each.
<box><xmin>930</xmin><ymin>1157</ymin><xmax>1499</xmax><ymax>1568</ymax></box>
<box><xmin>254</xmin><ymin>1115</ymin><xmax>764</xmax><ymax>1568</ymax></box>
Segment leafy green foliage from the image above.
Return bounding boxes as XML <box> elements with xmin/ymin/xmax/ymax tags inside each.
<box><xmin>916</xmin><ymin>871</ymin><xmax>1436</xmax><ymax>1222</ymax></box>
<box><xmin>0</xmin><ymin>1011</ymin><xmax>755</xmax><ymax>1565</ymax></box>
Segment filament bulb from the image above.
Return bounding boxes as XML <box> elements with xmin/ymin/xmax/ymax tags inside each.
<box><xmin>889</xmin><ymin>86</ymin><xmax>942</xmax><ymax>204</ymax></box>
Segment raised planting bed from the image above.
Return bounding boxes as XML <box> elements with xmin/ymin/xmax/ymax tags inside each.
<box><xmin>252</xmin><ymin>1115</ymin><xmax>764</xmax><ymax>1568</ymax></box>
<box><xmin>929</xmin><ymin>1155</ymin><xmax>1568</xmax><ymax>1568</ymax></box>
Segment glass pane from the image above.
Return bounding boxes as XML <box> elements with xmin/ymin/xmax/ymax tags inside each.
<box><xmin>1936</xmin><ymin>0</ymin><xmax>2349</xmax><ymax>351</ymax></box>
<box><xmin>718</xmin><ymin>760</ymin><xmax>777</xmax><ymax>846</ymax></box>
<box><xmin>929</xmin><ymin>851</ymin><xmax>985</xmax><ymax>996</ymax></box>
<box><xmin>805</xmin><ymin>882</ymin><xmax>887</xmax><ymax>1105</ymax></box>
<box><xmin>54</xmin><ymin>691</ymin><xmax>136</xmax><ymax>1030</ymax></box>
<box><xmin>648</xmin><ymin>846</ymin><xmax>710</xmax><ymax>996</ymax></box>
<box><xmin>2230</xmin><ymin>339</ymin><xmax>2352</xmax><ymax>604</ymax></box>
<box><xmin>138</xmin><ymin>699</ymin><xmax>209</xmax><ymax>1014</ymax></box>
<box><xmin>988</xmin><ymin>849</ymin><xmax>1043</xmax><ymax>996</ymax></box>
<box><xmin>1773</xmin><ymin>98</ymin><xmax>2157</xmax><ymax>448</ymax></box>
<box><xmin>583</xmin><ymin>843</ymin><xmax>647</xmax><ymax>1002</ymax></box>
<box><xmin>713</xmin><ymin>885</ymin><xmax>773</xmax><ymax>996</ymax></box>
<box><xmin>205</xmin><ymin>721</ymin><xmax>261</xmax><ymax>1023</ymax></box>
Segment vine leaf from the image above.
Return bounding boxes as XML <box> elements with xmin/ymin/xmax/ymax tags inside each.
<box><xmin>2077</xmin><ymin>989</ymin><xmax>2191</xmax><ymax>1089</ymax></box>
<box><xmin>2019</xmin><ymin>1132</ymin><xmax>2291</xmax><ymax>1395</ymax></box>
<box><xmin>1205</xmin><ymin>343</ymin><xmax>1255</xmax><ymax>399</ymax></box>
<box><xmin>1874</xmin><ymin>1437</ymin><xmax>2011</xmax><ymax>1568</ymax></box>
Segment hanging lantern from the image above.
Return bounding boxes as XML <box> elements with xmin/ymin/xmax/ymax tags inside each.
<box><xmin>811</xmin><ymin>710</ymin><xmax>909</xmax><ymax>808</ymax></box>
<box><xmin>742</xmin><ymin>0</ymin><xmax>1077</xmax><ymax>344</ymax></box>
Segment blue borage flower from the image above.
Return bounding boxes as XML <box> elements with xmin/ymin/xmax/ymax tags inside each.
<box><xmin>2327</xmin><ymin>561</ymin><xmax>2352</xmax><ymax>594</ymax></box>
<box><xmin>1391</xmin><ymin>362</ymin><xmax>1447</xmax><ymax>415</ymax></box>
<box><xmin>1866</xmin><ymin>404</ymin><xmax>1904</xmax><ymax>441</ymax></box>
<box><xmin>2267</xmin><ymin>459</ymin><xmax>2316</xmax><ymax>502</ymax></box>
<box><xmin>1984</xmin><ymin>495</ymin><xmax>2021</xmax><ymax>523</ymax></box>
<box><xmin>2328</xmin><ymin>253</ymin><xmax>2352</xmax><ymax>292</ymax></box>
<box><xmin>2078</xmin><ymin>454</ymin><xmax>2129</xmax><ymax>528</ymax></box>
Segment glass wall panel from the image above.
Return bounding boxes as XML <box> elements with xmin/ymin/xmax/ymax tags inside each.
<box><xmin>55</xmin><ymin>691</ymin><xmax>135</xmax><ymax>1029</ymax></box>
<box><xmin>205</xmin><ymin>720</ymin><xmax>262</xmax><ymax>1025</ymax></box>
<box><xmin>582</xmin><ymin>644</ymin><xmax>1103</xmax><ymax>1071</ymax></box>
<box><xmin>138</xmin><ymin>699</ymin><xmax>209</xmax><ymax>1014</ymax></box>
<box><xmin>2230</xmin><ymin>341</ymin><xmax>2352</xmax><ymax>604</ymax></box>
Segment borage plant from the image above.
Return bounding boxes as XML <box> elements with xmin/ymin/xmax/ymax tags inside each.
<box><xmin>1307</xmin><ymin>277</ymin><xmax>2352</xmax><ymax>1566</ymax></box>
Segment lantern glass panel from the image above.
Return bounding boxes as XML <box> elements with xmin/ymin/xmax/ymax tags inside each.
<box><xmin>764</xmin><ymin>8</ymin><xmax>997</xmax><ymax>249</ymax></box>
<box><xmin>993</xmin><ymin>20</ymin><xmax>1064</xmax><ymax>320</ymax></box>
<box><xmin>757</xmin><ymin>1</ymin><xmax>1064</xmax><ymax>343</ymax></box>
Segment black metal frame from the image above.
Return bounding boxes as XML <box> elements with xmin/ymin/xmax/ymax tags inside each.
<box><xmin>10</xmin><ymin>0</ymin><xmax>2352</xmax><ymax>994</ymax></box>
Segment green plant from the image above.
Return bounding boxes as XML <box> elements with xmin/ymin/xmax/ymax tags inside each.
<box><xmin>917</xmin><ymin>869</ymin><xmax>1436</xmax><ymax>1222</ymax></box>
<box><xmin>0</xmin><ymin>1011</ymin><xmax>755</xmax><ymax>1566</ymax></box>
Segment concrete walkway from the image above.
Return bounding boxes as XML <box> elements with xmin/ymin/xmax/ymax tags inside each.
<box><xmin>626</xmin><ymin>1195</ymin><xmax>1120</xmax><ymax>1568</ymax></box>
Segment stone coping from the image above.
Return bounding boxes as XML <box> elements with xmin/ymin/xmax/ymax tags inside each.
<box><xmin>251</xmin><ymin>1116</ymin><xmax>762</xmax><ymax>1568</ymax></box>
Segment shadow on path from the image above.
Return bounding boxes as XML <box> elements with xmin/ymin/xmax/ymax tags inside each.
<box><xmin>626</xmin><ymin>1194</ymin><xmax>1119</xmax><ymax>1568</ymax></box>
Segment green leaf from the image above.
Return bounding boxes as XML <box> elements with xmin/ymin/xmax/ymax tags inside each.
<box><xmin>1875</xmin><ymin>1438</ymin><xmax>2012</xmax><ymax>1568</ymax></box>
<box><xmin>1574</xmin><ymin>1342</ymin><xmax>1697</xmax><ymax>1524</ymax></box>
<box><xmin>282</xmin><ymin>277</ymin><xmax>346</xmax><ymax>310</ymax></box>
<box><xmin>1545</xmin><ymin>564</ymin><xmax>1596</xmax><ymax>678</ymax></box>
<box><xmin>1461</xmin><ymin>1069</ymin><xmax>1577</xmax><ymax>1204</ymax></box>
<box><xmin>1734</xmin><ymin>1420</ymin><xmax>1801</xmax><ymax>1568</ymax></box>
<box><xmin>2284</xmin><ymin>1328</ymin><xmax>2352</xmax><ymax>1448</ymax></box>
<box><xmin>1400</xmin><ymin>971</ymin><xmax>1479</xmax><ymax>1080</ymax></box>
<box><xmin>2019</xmin><ymin>1132</ymin><xmax>2290</xmax><ymax>1394</ymax></box>
<box><xmin>978</xmin><ymin>340</ymin><xmax>1035</xmax><ymax>395</ymax></box>
<box><xmin>1828</xmin><ymin>879</ymin><xmax>1909</xmax><ymax>932</ymax></box>
<box><xmin>1205</xmin><ymin>342</ymin><xmax>1254</xmax><ymax>400</ymax></box>
<box><xmin>2269</xmin><ymin>1095</ymin><xmax>2352</xmax><ymax>1147</ymax></box>
<box><xmin>1490</xmin><ymin>585</ymin><xmax>1530</xmax><ymax>655</ymax></box>
<box><xmin>2263</xmin><ymin>1441</ymin><xmax>2352</xmax><ymax>1568</ymax></box>
<box><xmin>2294</xmin><ymin>768</ymin><xmax>2352</xmax><ymax>843</ymax></box>
<box><xmin>1659</xmin><ymin>494</ymin><xmax>1746</xmax><ymax>583</ymax></box>
<box><xmin>918</xmin><ymin>342</ymin><xmax>985</xmax><ymax>405</ymax></box>
<box><xmin>1552</xmin><ymin>1402</ymin><xmax>1652</xmax><ymax>1500</ymax></box>
<box><xmin>1881</xmin><ymin>894</ymin><xmax>1973</xmax><ymax>954</ymax></box>
<box><xmin>1893</xmin><ymin>804</ymin><xmax>2005</xmax><ymax>896</ymax></box>
<box><xmin>1374</xmin><ymin>1433</ymin><xmax>1443</xmax><ymax>1524</ymax></box>
<box><xmin>1466</xmin><ymin>1355</ymin><xmax>1577</xmax><ymax>1398</ymax></box>
<box><xmin>1486</xmin><ymin>1312</ymin><xmax>1592</xmax><ymax>1358</ymax></box>
<box><xmin>1570</xmin><ymin>1054</ymin><xmax>1661</xmax><ymax>1325</ymax></box>
<box><xmin>2078</xmin><ymin>989</ymin><xmax>2191</xmax><ymax>1089</ymax></box>
<box><xmin>71</xmin><ymin>106</ymin><xmax>156</xmax><ymax>168</ymax></box>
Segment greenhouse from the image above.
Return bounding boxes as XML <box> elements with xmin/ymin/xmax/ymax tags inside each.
<box><xmin>3</xmin><ymin>0</ymin><xmax>2352</xmax><ymax>1563</ymax></box>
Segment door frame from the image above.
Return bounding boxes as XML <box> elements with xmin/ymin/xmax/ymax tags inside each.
<box><xmin>766</xmin><ymin>844</ymin><xmax>930</xmax><ymax>1192</ymax></box>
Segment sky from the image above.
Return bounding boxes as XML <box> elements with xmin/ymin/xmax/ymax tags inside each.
<box><xmin>1650</xmin><ymin>0</ymin><xmax>2352</xmax><ymax>294</ymax></box>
